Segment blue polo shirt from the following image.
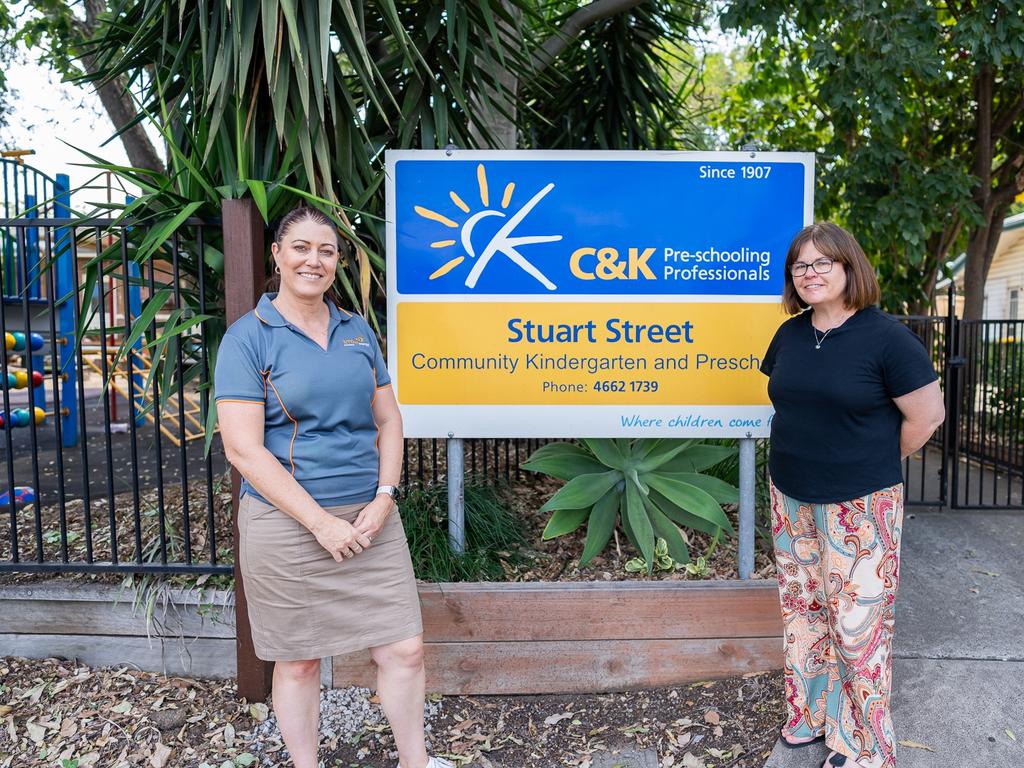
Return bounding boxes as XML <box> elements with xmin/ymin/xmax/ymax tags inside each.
<box><xmin>214</xmin><ymin>293</ymin><xmax>391</xmax><ymax>506</ymax></box>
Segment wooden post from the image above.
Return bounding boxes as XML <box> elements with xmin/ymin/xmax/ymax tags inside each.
<box><xmin>221</xmin><ymin>198</ymin><xmax>272</xmax><ymax>702</ymax></box>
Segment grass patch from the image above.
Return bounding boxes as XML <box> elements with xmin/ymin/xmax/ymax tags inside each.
<box><xmin>402</xmin><ymin>482</ymin><xmax>526</xmax><ymax>582</ymax></box>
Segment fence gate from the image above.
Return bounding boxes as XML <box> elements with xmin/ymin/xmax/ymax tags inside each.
<box><xmin>900</xmin><ymin>313</ymin><xmax>950</xmax><ymax>508</ymax></box>
<box><xmin>947</xmin><ymin>318</ymin><xmax>1024</xmax><ymax>510</ymax></box>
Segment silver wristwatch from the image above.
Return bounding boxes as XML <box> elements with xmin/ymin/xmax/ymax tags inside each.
<box><xmin>376</xmin><ymin>485</ymin><xmax>397</xmax><ymax>499</ymax></box>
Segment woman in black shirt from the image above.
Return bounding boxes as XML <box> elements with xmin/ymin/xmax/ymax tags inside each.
<box><xmin>760</xmin><ymin>223</ymin><xmax>944</xmax><ymax>768</ymax></box>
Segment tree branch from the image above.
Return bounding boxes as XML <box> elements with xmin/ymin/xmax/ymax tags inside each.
<box><xmin>531</xmin><ymin>0</ymin><xmax>646</xmax><ymax>76</ymax></box>
<box><xmin>992</xmin><ymin>89</ymin><xmax>1024</xmax><ymax>140</ymax></box>
<box><xmin>992</xmin><ymin>166</ymin><xmax>1024</xmax><ymax>208</ymax></box>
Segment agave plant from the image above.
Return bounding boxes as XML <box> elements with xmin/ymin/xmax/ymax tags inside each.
<box><xmin>522</xmin><ymin>439</ymin><xmax>739</xmax><ymax>572</ymax></box>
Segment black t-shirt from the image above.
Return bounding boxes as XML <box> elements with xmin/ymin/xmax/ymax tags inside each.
<box><xmin>760</xmin><ymin>306</ymin><xmax>938</xmax><ymax>503</ymax></box>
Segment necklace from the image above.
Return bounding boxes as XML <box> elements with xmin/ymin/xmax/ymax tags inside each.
<box><xmin>812</xmin><ymin>325</ymin><xmax>834</xmax><ymax>349</ymax></box>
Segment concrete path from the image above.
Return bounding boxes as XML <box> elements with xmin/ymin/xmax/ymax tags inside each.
<box><xmin>764</xmin><ymin>510</ymin><xmax>1024</xmax><ymax>768</ymax></box>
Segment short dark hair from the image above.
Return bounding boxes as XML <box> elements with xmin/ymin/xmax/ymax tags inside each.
<box><xmin>782</xmin><ymin>222</ymin><xmax>880</xmax><ymax>314</ymax></box>
<box><xmin>267</xmin><ymin>206</ymin><xmax>352</xmax><ymax>305</ymax></box>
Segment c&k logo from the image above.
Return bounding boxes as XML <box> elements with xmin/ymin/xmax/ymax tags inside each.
<box><xmin>414</xmin><ymin>164</ymin><xmax>562</xmax><ymax>290</ymax></box>
<box><xmin>569</xmin><ymin>247</ymin><xmax>657</xmax><ymax>281</ymax></box>
<box><xmin>413</xmin><ymin>163</ymin><xmax>659</xmax><ymax>288</ymax></box>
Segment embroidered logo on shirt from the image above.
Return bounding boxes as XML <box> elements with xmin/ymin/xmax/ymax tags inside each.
<box><xmin>343</xmin><ymin>335</ymin><xmax>371</xmax><ymax>347</ymax></box>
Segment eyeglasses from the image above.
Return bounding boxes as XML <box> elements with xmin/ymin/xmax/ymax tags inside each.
<box><xmin>790</xmin><ymin>257</ymin><xmax>835</xmax><ymax>277</ymax></box>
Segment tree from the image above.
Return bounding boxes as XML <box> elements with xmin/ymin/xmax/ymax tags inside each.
<box><xmin>717</xmin><ymin>0</ymin><xmax>1024</xmax><ymax>317</ymax></box>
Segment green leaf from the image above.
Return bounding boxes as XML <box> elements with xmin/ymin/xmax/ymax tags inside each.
<box><xmin>635</xmin><ymin>439</ymin><xmax>699</xmax><ymax>471</ymax></box>
<box><xmin>645</xmin><ymin>500</ymin><xmax>690</xmax><ymax>565</ymax></box>
<box><xmin>579</xmin><ymin>491</ymin><xmax>621</xmax><ymax>566</ymax></box>
<box><xmin>659</xmin><ymin>444</ymin><xmax>737</xmax><ymax>473</ymax></box>
<box><xmin>661</xmin><ymin>473</ymin><xmax>739</xmax><ymax>504</ymax></box>
<box><xmin>539</xmin><ymin>471</ymin><xmax>621</xmax><ymax>512</ymax></box>
<box><xmin>644</xmin><ymin>474</ymin><xmax>734</xmax><ymax>534</ymax></box>
<box><xmin>581</xmin><ymin>438</ymin><xmax>626</xmax><ymax>470</ymax></box>
<box><xmin>521</xmin><ymin>442</ymin><xmax>607</xmax><ymax>480</ymax></box>
<box><xmin>542</xmin><ymin>507</ymin><xmax>590</xmax><ymax>539</ymax></box>
<box><xmin>245</xmin><ymin>180</ymin><xmax>269</xmax><ymax>222</ymax></box>
<box><xmin>109</xmin><ymin>288</ymin><xmax>173</xmax><ymax>375</ymax></box>
<box><xmin>134</xmin><ymin>202</ymin><xmax>203</xmax><ymax>264</ymax></box>
<box><xmin>618</xmin><ymin>492</ymin><xmax>640</xmax><ymax>551</ymax></box>
<box><xmin>650</xmin><ymin>490</ymin><xmax>726</xmax><ymax>537</ymax></box>
<box><xmin>624</xmin><ymin>479</ymin><xmax>655</xmax><ymax>572</ymax></box>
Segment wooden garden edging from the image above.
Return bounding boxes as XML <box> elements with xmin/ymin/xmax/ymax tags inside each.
<box><xmin>3</xmin><ymin>580</ymin><xmax>782</xmax><ymax>693</ymax></box>
<box><xmin>0</xmin><ymin>583</ymin><xmax>236</xmax><ymax>679</ymax></box>
<box><xmin>333</xmin><ymin>580</ymin><xmax>783</xmax><ymax>694</ymax></box>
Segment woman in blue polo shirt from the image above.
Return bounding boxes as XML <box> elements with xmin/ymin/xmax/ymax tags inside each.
<box><xmin>760</xmin><ymin>223</ymin><xmax>944</xmax><ymax>768</ymax></box>
<box><xmin>215</xmin><ymin>207</ymin><xmax>449</xmax><ymax>768</ymax></box>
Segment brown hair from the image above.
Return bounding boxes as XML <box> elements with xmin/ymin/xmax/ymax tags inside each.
<box><xmin>266</xmin><ymin>206</ymin><xmax>352</xmax><ymax>306</ymax></box>
<box><xmin>782</xmin><ymin>222</ymin><xmax>880</xmax><ymax>314</ymax></box>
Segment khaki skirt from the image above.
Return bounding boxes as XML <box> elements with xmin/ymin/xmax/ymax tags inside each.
<box><xmin>238</xmin><ymin>494</ymin><xmax>423</xmax><ymax>662</ymax></box>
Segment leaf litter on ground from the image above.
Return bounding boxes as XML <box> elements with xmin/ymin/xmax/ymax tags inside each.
<box><xmin>1</xmin><ymin>657</ymin><xmax>785</xmax><ymax>768</ymax></box>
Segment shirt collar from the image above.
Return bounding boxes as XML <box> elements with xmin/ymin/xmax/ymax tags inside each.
<box><xmin>254</xmin><ymin>292</ymin><xmax>355</xmax><ymax>329</ymax></box>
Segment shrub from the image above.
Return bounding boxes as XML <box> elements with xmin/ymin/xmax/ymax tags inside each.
<box><xmin>400</xmin><ymin>482</ymin><xmax>526</xmax><ymax>582</ymax></box>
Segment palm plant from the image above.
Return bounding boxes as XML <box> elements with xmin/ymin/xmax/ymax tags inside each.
<box><xmin>59</xmin><ymin>0</ymin><xmax>704</xmax><ymax>430</ymax></box>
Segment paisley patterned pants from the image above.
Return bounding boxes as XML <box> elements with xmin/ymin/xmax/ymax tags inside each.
<box><xmin>769</xmin><ymin>482</ymin><xmax>903</xmax><ymax>768</ymax></box>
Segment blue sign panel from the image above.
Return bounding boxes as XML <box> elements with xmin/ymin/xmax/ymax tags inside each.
<box><xmin>393</xmin><ymin>156</ymin><xmax>809</xmax><ymax>296</ymax></box>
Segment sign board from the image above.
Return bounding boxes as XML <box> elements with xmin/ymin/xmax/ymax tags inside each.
<box><xmin>386</xmin><ymin>150</ymin><xmax>813</xmax><ymax>438</ymax></box>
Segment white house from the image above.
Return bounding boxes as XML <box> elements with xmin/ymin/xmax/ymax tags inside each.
<box><xmin>941</xmin><ymin>211</ymin><xmax>1024</xmax><ymax>319</ymax></box>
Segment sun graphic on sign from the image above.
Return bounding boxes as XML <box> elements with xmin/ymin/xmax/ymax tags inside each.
<box><xmin>413</xmin><ymin>163</ymin><xmax>563</xmax><ymax>290</ymax></box>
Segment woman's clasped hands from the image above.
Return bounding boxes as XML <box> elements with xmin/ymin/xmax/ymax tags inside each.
<box><xmin>310</xmin><ymin>496</ymin><xmax>395</xmax><ymax>562</ymax></box>
<box><xmin>311</xmin><ymin>513</ymin><xmax>372</xmax><ymax>562</ymax></box>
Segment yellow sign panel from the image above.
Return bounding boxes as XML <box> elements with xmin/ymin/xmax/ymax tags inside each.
<box><xmin>396</xmin><ymin>302</ymin><xmax>786</xmax><ymax>406</ymax></box>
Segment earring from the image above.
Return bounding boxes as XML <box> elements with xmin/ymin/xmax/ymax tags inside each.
<box><xmin>274</xmin><ymin>264</ymin><xmax>281</xmax><ymax>274</ymax></box>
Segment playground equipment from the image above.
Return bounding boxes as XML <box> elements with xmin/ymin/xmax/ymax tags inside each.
<box><xmin>4</xmin><ymin>331</ymin><xmax>44</xmax><ymax>352</ymax></box>
<box><xmin>1</xmin><ymin>155</ymin><xmax>79</xmax><ymax>447</ymax></box>
<box><xmin>0</xmin><ymin>486</ymin><xmax>34</xmax><ymax>506</ymax></box>
<box><xmin>82</xmin><ymin>344</ymin><xmax>209</xmax><ymax>447</ymax></box>
<box><xmin>0</xmin><ymin>406</ymin><xmax>46</xmax><ymax>428</ymax></box>
<box><xmin>3</xmin><ymin>155</ymin><xmax>208</xmax><ymax>450</ymax></box>
<box><xmin>6</xmin><ymin>370</ymin><xmax>44</xmax><ymax>389</ymax></box>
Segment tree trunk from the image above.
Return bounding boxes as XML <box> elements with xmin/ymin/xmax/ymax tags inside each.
<box><xmin>471</xmin><ymin>0</ymin><xmax>647</xmax><ymax>149</ymax></box>
<box><xmin>82</xmin><ymin>57</ymin><xmax>166</xmax><ymax>173</ymax></box>
<box><xmin>78</xmin><ymin>1</ymin><xmax>165</xmax><ymax>174</ymax></box>
<box><xmin>962</xmin><ymin>63</ymin><xmax>993</xmax><ymax>321</ymax></box>
<box><xmin>469</xmin><ymin>3</ymin><xmax>521</xmax><ymax>149</ymax></box>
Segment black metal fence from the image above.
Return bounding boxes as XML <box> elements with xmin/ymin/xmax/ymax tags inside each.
<box><xmin>948</xmin><ymin>318</ymin><xmax>1024</xmax><ymax>508</ymax></box>
<box><xmin>898</xmin><ymin>313</ymin><xmax>951</xmax><ymax>507</ymax></box>
<box><xmin>898</xmin><ymin>300</ymin><xmax>1023</xmax><ymax>510</ymax></box>
<box><xmin>0</xmin><ymin>215</ymin><xmax>230</xmax><ymax>574</ymax></box>
<box><xmin>1</xmin><ymin>211</ymin><xmax>1020</xmax><ymax>577</ymax></box>
<box><xmin>401</xmin><ymin>438</ymin><xmax>549</xmax><ymax>487</ymax></box>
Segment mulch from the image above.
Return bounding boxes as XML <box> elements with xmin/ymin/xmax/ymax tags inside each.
<box><xmin>0</xmin><ymin>655</ymin><xmax>785</xmax><ymax>768</ymax></box>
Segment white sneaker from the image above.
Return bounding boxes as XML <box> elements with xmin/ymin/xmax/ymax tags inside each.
<box><xmin>397</xmin><ymin>759</ymin><xmax>454</xmax><ymax>768</ymax></box>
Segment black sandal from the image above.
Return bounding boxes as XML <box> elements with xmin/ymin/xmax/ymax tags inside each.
<box><xmin>822</xmin><ymin>751</ymin><xmax>847</xmax><ymax>767</ymax></box>
<box><xmin>780</xmin><ymin>732</ymin><xmax>825</xmax><ymax>748</ymax></box>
